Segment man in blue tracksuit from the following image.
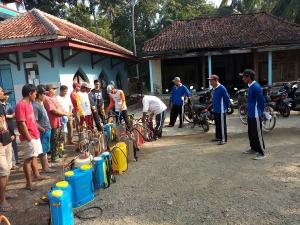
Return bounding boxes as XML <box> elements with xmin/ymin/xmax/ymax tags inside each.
<box><xmin>166</xmin><ymin>77</ymin><xmax>191</xmax><ymax>128</ymax></box>
<box><xmin>240</xmin><ymin>69</ymin><xmax>266</xmax><ymax>160</ymax></box>
<box><xmin>208</xmin><ymin>75</ymin><xmax>230</xmax><ymax>145</ymax></box>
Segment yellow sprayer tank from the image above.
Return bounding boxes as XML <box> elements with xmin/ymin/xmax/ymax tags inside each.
<box><xmin>111</xmin><ymin>142</ymin><xmax>128</xmax><ymax>174</ymax></box>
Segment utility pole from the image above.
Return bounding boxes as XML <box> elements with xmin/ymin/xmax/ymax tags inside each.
<box><xmin>131</xmin><ymin>0</ymin><xmax>139</xmax><ymax>78</ymax></box>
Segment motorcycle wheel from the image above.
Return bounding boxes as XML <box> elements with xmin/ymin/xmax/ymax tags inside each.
<box><xmin>238</xmin><ymin>105</ymin><xmax>248</xmax><ymax>125</ymax></box>
<box><xmin>280</xmin><ymin>104</ymin><xmax>290</xmax><ymax>117</ymax></box>
<box><xmin>227</xmin><ymin>105</ymin><xmax>234</xmax><ymax>115</ymax></box>
<box><xmin>201</xmin><ymin>120</ymin><xmax>209</xmax><ymax>132</ymax></box>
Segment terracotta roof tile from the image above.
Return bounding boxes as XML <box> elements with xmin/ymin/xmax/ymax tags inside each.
<box><xmin>143</xmin><ymin>12</ymin><xmax>300</xmax><ymax>55</ymax></box>
<box><xmin>0</xmin><ymin>9</ymin><xmax>133</xmax><ymax>56</ymax></box>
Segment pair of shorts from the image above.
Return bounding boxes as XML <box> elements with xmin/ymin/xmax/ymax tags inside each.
<box><xmin>22</xmin><ymin>138</ymin><xmax>42</xmax><ymax>160</ymax></box>
<box><xmin>40</xmin><ymin>128</ymin><xmax>51</xmax><ymax>155</ymax></box>
<box><xmin>0</xmin><ymin>143</ymin><xmax>12</xmax><ymax>176</ymax></box>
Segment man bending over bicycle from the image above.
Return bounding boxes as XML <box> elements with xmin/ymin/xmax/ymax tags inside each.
<box><xmin>139</xmin><ymin>94</ymin><xmax>167</xmax><ymax>140</ymax></box>
<box><xmin>105</xmin><ymin>84</ymin><xmax>131</xmax><ymax>131</ymax></box>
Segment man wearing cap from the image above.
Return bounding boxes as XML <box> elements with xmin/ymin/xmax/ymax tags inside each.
<box><xmin>0</xmin><ymin>90</ymin><xmax>18</xmax><ymax>169</ymax></box>
<box><xmin>240</xmin><ymin>69</ymin><xmax>266</xmax><ymax>160</ymax></box>
<box><xmin>70</xmin><ymin>83</ymin><xmax>81</xmax><ymax>133</ymax></box>
<box><xmin>44</xmin><ymin>84</ymin><xmax>69</xmax><ymax>162</ymax></box>
<box><xmin>166</xmin><ymin>77</ymin><xmax>191</xmax><ymax>128</ymax></box>
<box><xmin>208</xmin><ymin>75</ymin><xmax>230</xmax><ymax>145</ymax></box>
<box><xmin>78</xmin><ymin>82</ymin><xmax>93</xmax><ymax>130</ymax></box>
<box><xmin>0</xmin><ymin>86</ymin><xmax>14</xmax><ymax>211</ymax></box>
<box><xmin>106</xmin><ymin>84</ymin><xmax>131</xmax><ymax>130</ymax></box>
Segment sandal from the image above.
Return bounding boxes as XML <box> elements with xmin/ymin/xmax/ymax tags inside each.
<box><xmin>11</xmin><ymin>165</ymin><xmax>19</xmax><ymax>171</ymax></box>
<box><xmin>6</xmin><ymin>193</ymin><xmax>18</xmax><ymax>200</ymax></box>
<box><xmin>33</xmin><ymin>176</ymin><xmax>46</xmax><ymax>182</ymax></box>
<box><xmin>0</xmin><ymin>203</ymin><xmax>14</xmax><ymax>212</ymax></box>
<box><xmin>24</xmin><ymin>186</ymin><xmax>38</xmax><ymax>191</ymax></box>
<box><xmin>42</xmin><ymin>168</ymin><xmax>56</xmax><ymax>174</ymax></box>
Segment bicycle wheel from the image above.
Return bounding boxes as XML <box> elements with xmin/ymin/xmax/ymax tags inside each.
<box><xmin>132</xmin><ymin>124</ymin><xmax>152</xmax><ymax>142</ymax></box>
<box><xmin>262</xmin><ymin>106</ymin><xmax>276</xmax><ymax>132</ymax></box>
<box><xmin>238</xmin><ymin>105</ymin><xmax>248</xmax><ymax>125</ymax></box>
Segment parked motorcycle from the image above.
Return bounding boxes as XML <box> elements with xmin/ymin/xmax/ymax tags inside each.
<box><xmin>284</xmin><ymin>82</ymin><xmax>300</xmax><ymax>112</ymax></box>
<box><xmin>263</xmin><ymin>85</ymin><xmax>291</xmax><ymax>117</ymax></box>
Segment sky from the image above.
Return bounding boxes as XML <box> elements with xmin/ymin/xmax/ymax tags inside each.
<box><xmin>208</xmin><ymin>0</ymin><xmax>223</xmax><ymax>7</ymax></box>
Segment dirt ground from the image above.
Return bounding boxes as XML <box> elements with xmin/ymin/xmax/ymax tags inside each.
<box><xmin>3</xmin><ymin>113</ymin><xmax>300</xmax><ymax>225</ymax></box>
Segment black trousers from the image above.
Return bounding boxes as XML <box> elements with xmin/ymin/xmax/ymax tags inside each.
<box><xmin>154</xmin><ymin>110</ymin><xmax>166</xmax><ymax>137</ymax></box>
<box><xmin>169</xmin><ymin>105</ymin><xmax>184</xmax><ymax>126</ymax></box>
<box><xmin>117</xmin><ymin>110</ymin><xmax>131</xmax><ymax>131</ymax></box>
<box><xmin>92</xmin><ymin>110</ymin><xmax>103</xmax><ymax>131</ymax></box>
<box><xmin>214</xmin><ymin>112</ymin><xmax>227</xmax><ymax>142</ymax></box>
<box><xmin>248</xmin><ymin>117</ymin><xmax>265</xmax><ymax>155</ymax></box>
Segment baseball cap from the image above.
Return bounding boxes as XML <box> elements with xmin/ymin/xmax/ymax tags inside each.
<box><xmin>73</xmin><ymin>82</ymin><xmax>81</xmax><ymax>89</ymax></box>
<box><xmin>172</xmin><ymin>77</ymin><xmax>181</xmax><ymax>82</ymax></box>
<box><xmin>207</xmin><ymin>75</ymin><xmax>219</xmax><ymax>80</ymax></box>
<box><xmin>239</xmin><ymin>69</ymin><xmax>256</xmax><ymax>77</ymax></box>
<box><xmin>107</xmin><ymin>84</ymin><xmax>114</xmax><ymax>93</ymax></box>
<box><xmin>46</xmin><ymin>84</ymin><xmax>58</xmax><ymax>91</ymax></box>
<box><xmin>81</xmin><ymin>82</ymin><xmax>91</xmax><ymax>89</ymax></box>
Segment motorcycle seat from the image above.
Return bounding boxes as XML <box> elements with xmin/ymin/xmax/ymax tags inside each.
<box><xmin>270</xmin><ymin>92</ymin><xmax>283</xmax><ymax>98</ymax></box>
<box><xmin>193</xmin><ymin>104</ymin><xmax>207</xmax><ymax>111</ymax></box>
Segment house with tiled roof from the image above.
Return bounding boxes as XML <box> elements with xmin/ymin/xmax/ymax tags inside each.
<box><xmin>0</xmin><ymin>8</ymin><xmax>137</xmax><ymax>105</ymax></box>
<box><xmin>143</xmin><ymin>12</ymin><xmax>300</xmax><ymax>93</ymax></box>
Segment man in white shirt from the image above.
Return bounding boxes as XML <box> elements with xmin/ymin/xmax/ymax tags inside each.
<box><xmin>56</xmin><ymin>85</ymin><xmax>73</xmax><ymax>144</ymax></box>
<box><xmin>78</xmin><ymin>82</ymin><xmax>93</xmax><ymax>130</ymax></box>
<box><xmin>141</xmin><ymin>95</ymin><xmax>167</xmax><ymax>140</ymax></box>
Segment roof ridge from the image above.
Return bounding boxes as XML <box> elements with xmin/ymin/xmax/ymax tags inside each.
<box><xmin>40</xmin><ymin>10</ymin><xmax>132</xmax><ymax>55</ymax></box>
<box><xmin>31</xmin><ymin>8</ymin><xmax>60</xmax><ymax>35</ymax></box>
<box><xmin>173</xmin><ymin>11</ymin><xmax>268</xmax><ymax>22</ymax></box>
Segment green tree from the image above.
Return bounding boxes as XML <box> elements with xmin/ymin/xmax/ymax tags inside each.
<box><xmin>23</xmin><ymin>0</ymin><xmax>66</xmax><ymax>17</ymax></box>
<box><xmin>65</xmin><ymin>3</ymin><xmax>92</xmax><ymax>29</ymax></box>
<box><xmin>272</xmin><ymin>0</ymin><xmax>300</xmax><ymax>24</ymax></box>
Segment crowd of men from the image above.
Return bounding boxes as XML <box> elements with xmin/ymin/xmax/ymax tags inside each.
<box><xmin>0</xmin><ymin>68</ymin><xmax>266</xmax><ymax>212</ymax></box>
<box><xmin>0</xmin><ymin>78</ymin><xmax>170</xmax><ymax>212</ymax></box>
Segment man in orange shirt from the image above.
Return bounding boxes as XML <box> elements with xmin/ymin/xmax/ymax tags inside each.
<box><xmin>105</xmin><ymin>84</ymin><xmax>131</xmax><ymax>130</ymax></box>
<box><xmin>70</xmin><ymin>83</ymin><xmax>81</xmax><ymax>132</ymax></box>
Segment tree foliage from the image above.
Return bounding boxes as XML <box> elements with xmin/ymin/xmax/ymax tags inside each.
<box><xmin>23</xmin><ymin>0</ymin><xmax>300</xmax><ymax>78</ymax></box>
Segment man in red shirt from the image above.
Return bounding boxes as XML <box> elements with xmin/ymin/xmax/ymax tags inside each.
<box><xmin>70</xmin><ymin>83</ymin><xmax>81</xmax><ymax>132</ymax></box>
<box><xmin>15</xmin><ymin>84</ymin><xmax>44</xmax><ymax>191</ymax></box>
<box><xmin>44</xmin><ymin>84</ymin><xmax>69</xmax><ymax>162</ymax></box>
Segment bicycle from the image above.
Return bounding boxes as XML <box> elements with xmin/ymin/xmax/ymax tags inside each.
<box><xmin>238</xmin><ymin>104</ymin><xmax>276</xmax><ymax>132</ymax></box>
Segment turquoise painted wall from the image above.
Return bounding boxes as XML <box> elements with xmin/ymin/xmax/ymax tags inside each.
<box><xmin>0</xmin><ymin>47</ymin><xmax>129</xmax><ymax>103</ymax></box>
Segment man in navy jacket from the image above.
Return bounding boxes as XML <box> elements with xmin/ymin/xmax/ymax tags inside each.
<box><xmin>166</xmin><ymin>77</ymin><xmax>191</xmax><ymax>128</ymax></box>
<box><xmin>240</xmin><ymin>69</ymin><xmax>266</xmax><ymax>160</ymax></box>
<box><xmin>208</xmin><ymin>75</ymin><xmax>230</xmax><ymax>145</ymax></box>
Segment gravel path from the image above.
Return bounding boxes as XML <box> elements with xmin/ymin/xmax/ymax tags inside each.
<box><xmin>5</xmin><ymin>113</ymin><xmax>300</xmax><ymax>225</ymax></box>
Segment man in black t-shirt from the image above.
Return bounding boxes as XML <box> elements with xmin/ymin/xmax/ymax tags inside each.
<box><xmin>91</xmin><ymin>80</ymin><xmax>106</xmax><ymax>125</ymax></box>
<box><xmin>0</xmin><ymin>86</ymin><xmax>14</xmax><ymax>212</ymax></box>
